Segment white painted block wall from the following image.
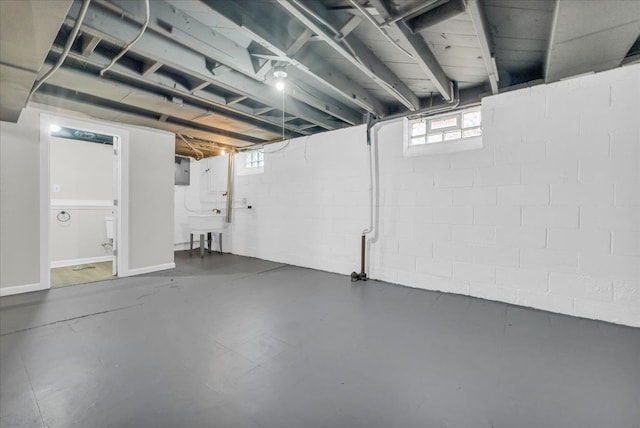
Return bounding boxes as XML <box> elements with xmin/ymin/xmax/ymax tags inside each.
<box><xmin>229</xmin><ymin>64</ymin><xmax>640</xmax><ymax>327</ymax></box>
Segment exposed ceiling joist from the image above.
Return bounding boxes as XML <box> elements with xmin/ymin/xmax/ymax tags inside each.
<box><xmin>465</xmin><ymin>0</ymin><xmax>499</xmax><ymax>94</ymax></box>
<box><xmin>366</xmin><ymin>0</ymin><xmax>455</xmax><ymax>102</ymax></box>
<box><xmin>380</xmin><ymin>0</ymin><xmax>442</xmax><ymax>26</ymax></box>
<box><xmin>87</xmin><ymin>0</ymin><xmax>353</xmax><ymax>128</ymax></box>
<box><xmin>141</xmin><ymin>60</ymin><xmax>162</xmax><ymax>77</ymax></box>
<box><xmin>41</xmin><ymin>65</ymin><xmax>278</xmax><ymax>144</ymax></box>
<box><xmin>201</xmin><ymin>0</ymin><xmax>386</xmax><ymax>116</ymax></box>
<box><xmin>0</xmin><ymin>0</ymin><xmax>73</xmax><ymax>122</ymax></box>
<box><xmin>51</xmin><ymin>46</ymin><xmax>310</xmax><ymax>138</ymax></box>
<box><xmin>277</xmin><ymin>0</ymin><xmax>421</xmax><ymax>111</ymax></box>
<box><xmin>65</xmin><ymin>3</ymin><xmax>342</xmax><ymax>131</ymax></box>
<box><xmin>544</xmin><ymin>0</ymin><xmax>640</xmax><ymax>82</ymax></box>
<box><xmin>408</xmin><ymin>0</ymin><xmax>466</xmax><ymax>33</ymax></box>
<box><xmin>33</xmin><ymin>89</ymin><xmax>244</xmax><ymax>150</ymax></box>
<box><xmin>81</xmin><ymin>34</ymin><xmax>101</xmax><ymax>57</ymax></box>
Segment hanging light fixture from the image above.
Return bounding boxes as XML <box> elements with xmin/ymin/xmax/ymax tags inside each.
<box><xmin>273</xmin><ymin>65</ymin><xmax>287</xmax><ymax>91</ymax></box>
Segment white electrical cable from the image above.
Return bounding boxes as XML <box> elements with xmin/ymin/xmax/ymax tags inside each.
<box><xmin>100</xmin><ymin>0</ymin><xmax>150</xmax><ymax>76</ymax></box>
<box><xmin>264</xmin><ymin>88</ymin><xmax>293</xmax><ymax>153</ymax></box>
<box><xmin>178</xmin><ymin>134</ymin><xmax>204</xmax><ymax>160</ymax></box>
<box><xmin>26</xmin><ymin>0</ymin><xmax>92</xmax><ymax>105</ymax></box>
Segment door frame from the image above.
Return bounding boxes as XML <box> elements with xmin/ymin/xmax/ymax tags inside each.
<box><xmin>40</xmin><ymin>113</ymin><xmax>130</xmax><ymax>290</ymax></box>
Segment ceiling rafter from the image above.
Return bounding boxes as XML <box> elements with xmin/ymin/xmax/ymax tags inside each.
<box><xmin>365</xmin><ymin>0</ymin><xmax>455</xmax><ymax>102</ymax></box>
<box><xmin>201</xmin><ymin>0</ymin><xmax>386</xmax><ymax>116</ymax></box>
<box><xmin>40</xmin><ymin>64</ymin><xmax>271</xmax><ymax>144</ymax></box>
<box><xmin>276</xmin><ymin>0</ymin><xmax>421</xmax><ymax>111</ymax></box>
<box><xmin>92</xmin><ymin>0</ymin><xmax>358</xmax><ymax>127</ymax></box>
<box><xmin>408</xmin><ymin>0</ymin><xmax>466</xmax><ymax>34</ymax></box>
<box><xmin>64</xmin><ymin>3</ymin><xmax>343</xmax><ymax>131</ymax></box>
<box><xmin>50</xmin><ymin>45</ymin><xmax>311</xmax><ymax>138</ymax></box>
<box><xmin>465</xmin><ymin>0</ymin><xmax>499</xmax><ymax>94</ymax></box>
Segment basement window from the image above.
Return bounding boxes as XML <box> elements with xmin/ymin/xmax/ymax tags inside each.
<box><xmin>245</xmin><ymin>150</ymin><xmax>264</xmax><ymax>168</ymax></box>
<box><xmin>404</xmin><ymin>107</ymin><xmax>483</xmax><ymax>156</ymax></box>
<box><xmin>237</xmin><ymin>150</ymin><xmax>264</xmax><ymax>176</ymax></box>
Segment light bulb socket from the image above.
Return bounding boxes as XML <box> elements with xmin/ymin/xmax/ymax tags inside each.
<box><xmin>273</xmin><ymin>66</ymin><xmax>288</xmax><ymax>78</ymax></box>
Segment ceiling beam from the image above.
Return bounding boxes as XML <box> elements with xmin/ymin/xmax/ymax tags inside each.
<box><xmin>0</xmin><ymin>0</ymin><xmax>73</xmax><ymax>121</ymax></box>
<box><xmin>543</xmin><ymin>0</ymin><xmax>640</xmax><ymax>82</ymax></box>
<box><xmin>81</xmin><ymin>34</ymin><xmax>101</xmax><ymax>57</ymax></box>
<box><xmin>141</xmin><ymin>60</ymin><xmax>162</xmax><ymax>77</ymax></box>
<box><xmin>51</xmin><ymin>46</ymin><xmax>310</xmax><ymax>138</ymax></box>
<box><xmin>40</xmin><ymin>64</ymin><xmax>272</xmax><ymax>144</ymax></box>
<box><xmin>380</xmin><ymin>0</ymin><xmax>442</xmax><ymax>26</ymax></box>
<box><xmin>465</xmin><ymin>0</ymin><xmax>498</xmax><ymax>94</ymax></box>
<box><xmin>201</xmin><ymin>0</ymin><xmax>386</xmax><ymax>116</ymax></box>
<box><xmin>408</xmin><ymin>0</ymin><xmax>466</xmax><ymax>34</ymax></box>
<box><xmin>33</xmin><ymin>90</ymin><xmax>241</xmax><ymax>150</ymax></box>
<box><xmin>92</xmin><ymin>0</ymin><xmax>359</xmax><ymax>126</ymax></box>
<box><xmin>339</xmin><ymin>16</ymin><xmax>363</xmax><ymax>38</ymax></box>
<box><xmin>64</xmin><ymin>4</ymin><xmax>342</xmax><ymax>131</ymax></box>
<box><xmin>277</xmin><ymin>0</ymin><xmax>420</xmax><ymax>111</ymax></box>
<box><xmin>366</xmin><ymin>0</ymin><xmax>454</xmax><ymax>101</ymax></box>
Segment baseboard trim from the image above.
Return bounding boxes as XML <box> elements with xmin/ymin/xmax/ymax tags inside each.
<box><xmin>0</xmin><ymin>282</ymin><xmax>48</xmax><ymax>297</ymax></box>
<box><xmin>124</xmin><ymin>263</ymin><xmax>176</xmax><ymax>277</ymax></box>
<box><xmin>51</xmin><ymin>256</ymin><xmax>113</xmax><ymax>269</ymax></box>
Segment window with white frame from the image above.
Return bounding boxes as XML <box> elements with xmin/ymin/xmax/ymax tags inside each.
<box><xmin>404</xmin><ymin>106</ymin><xmax>483</xmax><ymax>156</ymax></box>
<box><xmin>245</xmin><ymin>149</ymin><xmax>264</xmax><ymax>168</ymax></box>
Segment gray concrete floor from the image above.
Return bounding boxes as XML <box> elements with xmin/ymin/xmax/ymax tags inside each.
<box><xmin>1</xmin><ymin>251</ymin><xmax>639</xmax><ymax>428</ymax></box>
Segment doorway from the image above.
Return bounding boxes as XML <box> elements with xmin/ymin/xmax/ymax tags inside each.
<box><xmin>40</xmin><ymin>113</ymin><xmax>130</xmax><ymax>290</ymax></box>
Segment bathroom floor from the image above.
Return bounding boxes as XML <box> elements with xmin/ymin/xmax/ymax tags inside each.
<box><xmin>50</xmin><ymin>261</ymin><xmax>114</xmax><ymax>288</ymax></box>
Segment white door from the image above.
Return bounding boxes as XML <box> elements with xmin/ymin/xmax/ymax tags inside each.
<box><xmin>112</xmin><ymin>137</ymin><xmax>119</xmax><ymax>276</ymax></box>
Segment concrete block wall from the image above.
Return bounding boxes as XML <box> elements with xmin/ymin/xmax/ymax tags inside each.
<box><xmin>231</xmin><ymin>127</ymin><xmax>369</xmax><ymax>273</ymax></box>
<box><xmin>230</xmin><ymin>64</ymin><xmax>640</xmax><ymax>327</ymax></box>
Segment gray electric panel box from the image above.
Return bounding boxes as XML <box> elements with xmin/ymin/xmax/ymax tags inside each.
<box><xmin>175</xmin><ymin>156</ymin><xmax>190</xmax><ymax>185</ymax></box>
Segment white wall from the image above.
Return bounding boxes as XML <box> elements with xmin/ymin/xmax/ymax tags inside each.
<box><xmin>0</xmin><ymin>106</ymin><xmax>175</xmax><ymax>293</ymax></box>
<box><xmin>229</xmin><ymin>64</ymin><xmax>640</xmax><ymax>327</ymax></box>
<box><xmin>50</xmin><ymin>136</ymin><xmax>113</xmax><ymax>264</ymax></box>
<box><xmin>127</xmin><ymin>126</ymin><xmax>175</xmax><ymax>271</ymax></box>
<box><xmin>0</xmin><ymin>109</ymin><xmax>40</xmax><ymax>289</ymax></box>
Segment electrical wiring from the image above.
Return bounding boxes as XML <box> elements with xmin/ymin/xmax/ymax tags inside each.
<box><xmin>178</xmin><ymin>134</ymin><xmax>204</xmax><ymax>160</ymax></box>
<box><xmin>100</xmin><ymin>0</ymin><xmax>150</xmax><ymax>76</ymax></box>
<box><xmin>26</xmin><ymin>0</ymin><xmax>92</xmax><ymax>105</ymax></box>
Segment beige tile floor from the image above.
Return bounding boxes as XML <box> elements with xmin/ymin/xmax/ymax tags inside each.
<box><xmin>51</xmin><ymin>261</ymin><xmax>115</xmax><ymax>288</ymax></box>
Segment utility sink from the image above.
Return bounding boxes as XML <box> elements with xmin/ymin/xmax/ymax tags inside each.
<box><xmin>188</xmin><ymin>214</ymin><xmax>224</xmax><ymax>231</ymax></box>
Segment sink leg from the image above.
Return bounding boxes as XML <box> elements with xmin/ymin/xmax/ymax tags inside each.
<box><xmin>200</xmin><ymin>234</ymin><xmax>205</xmax><ymax>258</ymax></box>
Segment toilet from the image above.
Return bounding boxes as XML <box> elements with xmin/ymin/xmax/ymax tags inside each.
<box><xmin>105</xmin><ymin>216</ymin><xmax>114</xmax><ymax>241</ymax></box>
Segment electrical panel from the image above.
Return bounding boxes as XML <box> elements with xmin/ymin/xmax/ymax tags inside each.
<box><xmin>175</xmin><ymin>156</ymin><xmax>190</xmax><ymax>185</ymax></box>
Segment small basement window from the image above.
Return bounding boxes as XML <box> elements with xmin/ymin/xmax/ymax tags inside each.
<box><xmin>245</xmin><ymin>149</ymin><xmax>264</xmax><ymax>168</ymax></box>
<box><xmin>404</xmin><ymin>107</ymin><xmax>483</xmax><ymax>156</ymax></box>
<box><xmin>237</xmin><ymin>149</ymin><xmax>264</xmax><ymax>176</ymax></box>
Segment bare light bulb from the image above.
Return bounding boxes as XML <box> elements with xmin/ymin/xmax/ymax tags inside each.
<box><xmin>275</xmin><ymin>80</ymin><xmax>285</xmax><ymax>91</ymax></box>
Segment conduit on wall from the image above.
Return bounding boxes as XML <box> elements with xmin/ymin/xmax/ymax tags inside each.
<box><xmin>353</xmin><ymin>84</ymin><xmax>462</xmax><ymax>281</ymax></box>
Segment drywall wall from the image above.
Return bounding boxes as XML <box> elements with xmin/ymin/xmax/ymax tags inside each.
<box><xmin>50</xmin><ymin>136</ymin><xmax>113</xmax><ymax>265</ymax></box>
<box><xmin>0</xmin><ymin>105</ymin><xmax>175</xmax><ymax>293</ymax></box>
<box><xmin>127</xmin><ymin>126</ymin><xmax>175</xmax><ymax>271</ymax></box>
<box><xmin>50</xmin><ymin>208</ymin><xmax>113</xmax><ymax>264</ymax></box>
<box><xmin>0</xmin><ymin>108</ymin><xmax>40</xmax><ymax>289</ymax></box>
<box><xmin>230</xmin><ymin>64</ymin><xmax>640</xmax><ymax>326</ymax></box>
<box><xmin>50</xmin><ymin>136</ymin><xmax>113</xmax><ymax>200</ymax></box>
